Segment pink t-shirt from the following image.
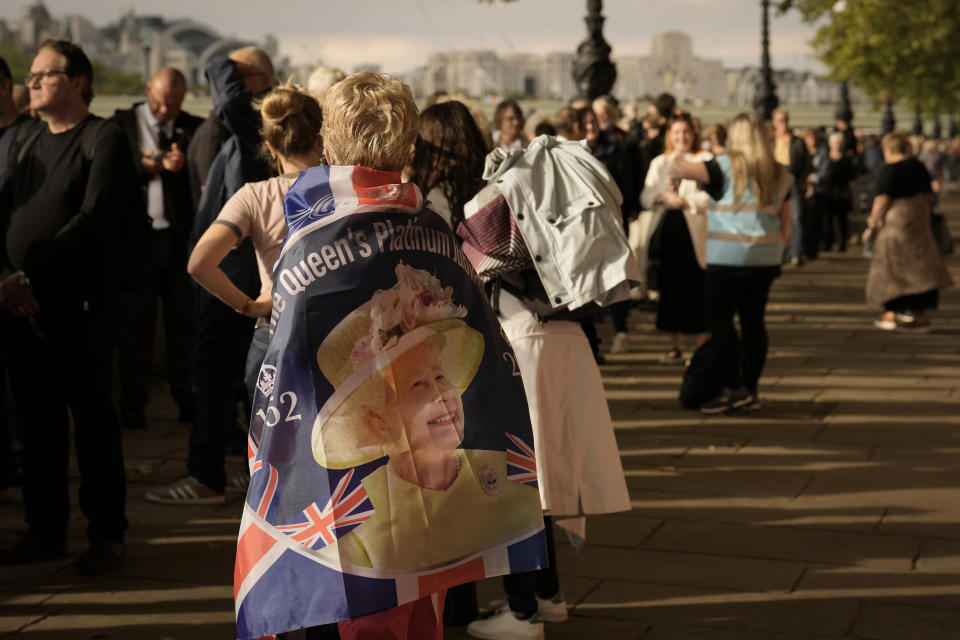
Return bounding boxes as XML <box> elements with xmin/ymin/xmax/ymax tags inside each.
<box><xmin>216</xmin><ymin>174</ymin><xmax>296</xmax><ymax>298</ymax></box>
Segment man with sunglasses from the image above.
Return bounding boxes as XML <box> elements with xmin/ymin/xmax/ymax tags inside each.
<box><xmin>0</xmin><ymin>40</ymin><xmax>136</xmax><ymax>575</ymax></box>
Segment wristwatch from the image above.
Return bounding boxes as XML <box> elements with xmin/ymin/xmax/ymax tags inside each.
<box><xmin>17</xmin><ymin>271</ymin><xmax>30</xmax><ymax>288</ymax></box>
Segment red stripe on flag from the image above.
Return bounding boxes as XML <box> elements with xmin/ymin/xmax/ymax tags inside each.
<box><xmin>352</xmin><ymin>166</ymin><xmax>401</xmax><ymax>189</ymax></box>
<box><xmin>506</xmin><ymin>450</ymin><xmax>535</xmax><ymax>471</ymax></box>
<box><xmin>506</xmin><ymin>433</ymin><xmax>535</xmax><ymax>458</ymax></box>
<box><xmin>257</xmin><ymin>466</ymin><xmax>278</xmax><ymax>518</ymax></box>
<box><xmin>418</xmin><ymin>557</ymin><xmax>486</xmax><ymax>598</ymax></box>
<box><xmin>234</xmin><ymin>522</ymin><xmax>278</xmax><ymax>601</ymax></box>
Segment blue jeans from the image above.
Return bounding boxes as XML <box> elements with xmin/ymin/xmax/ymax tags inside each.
<box><xmin>244</xmin><ymin>321</ymin><xmax>271</xmax><ymax>405</ymax></box>
<box><xmin>785</xmin><ymin>185</ymin><xmax>805</xmax><ymax>261</ymax></box>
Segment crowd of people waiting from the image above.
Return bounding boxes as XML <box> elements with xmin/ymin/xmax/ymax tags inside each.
<box><xmin>0</xmin><ymin>37</ymin><xmax>954</xmax><ymax>640</ymax></box>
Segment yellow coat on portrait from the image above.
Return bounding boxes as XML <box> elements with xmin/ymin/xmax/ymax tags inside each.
<box><xmin>319</xmin><ymin>449</ymin><xmax>543</xmax><ymax>571</ymax></box>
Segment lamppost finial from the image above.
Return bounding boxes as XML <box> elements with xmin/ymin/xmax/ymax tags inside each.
<box><xmin>572</xmin><ymin>0</ymin><xmax>617</xmax><ymax>100</ymax></box>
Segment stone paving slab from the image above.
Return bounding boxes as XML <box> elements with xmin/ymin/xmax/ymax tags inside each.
<box><xmin>642</xmin><ymin>519</ymin><xmax>921</xmax><ymax>570</ymax></box>
<box><xmin>794</xmin><ymin>564</ymin><xmax>960</xmax><ymax>610</ymax></box>
<box><xmin>693</xmin><ymin>415</ymin><xmax>825</xmax><ymax>443</ymax></box>
<box><xmin>574</xmin><ymin>580</ymin><xmax>859</xmax><ymax>637</ymax></box>
<box><xmin>555</xmin><ymin>545</ymin><xmax>806</xmax><ymax>593</ymax></box>
<box><xmin>583</xmin><ymin>513</ymin><xmax>663</xmax><ymax>548</ymax></box>
<box><xmin>641</xmin><ymin>624</ymin><xmax>838</xmax><ymax>640</ymax></box>
<box><xmin>681</xmin><ymin>441</ymin><xmax>870</xmax><ymax>463</ymax></box>
<box><xmin>625</xmin><ymin>489</ymin><xmax>886</xmax><ymax>534</ymax></box>
<box><xmin>879</xmin><ymin>510</ymin><xmax>960</xmax><ymax>540</ymax></box>
<box><xmin>624</xmin><ymin>466</ymin><xmax>815</xmax><ymax>499</ymax></box>
<box><xmin>850</xmin><ymin>602</ymin><xmax>960</xmax><ymax>640</ymax></box>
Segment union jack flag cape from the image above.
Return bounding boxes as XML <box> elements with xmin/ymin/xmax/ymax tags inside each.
<box><xmin>235</xmin><ymin>166</ymin><xmax>547</xmax><ymax>639</ymax></box>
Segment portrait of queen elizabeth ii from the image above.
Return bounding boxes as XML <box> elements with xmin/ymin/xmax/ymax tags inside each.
<box><xmin>310</xmin><ymin>263</ymin><xmax>543</xmax><ymax>572</ymax></box>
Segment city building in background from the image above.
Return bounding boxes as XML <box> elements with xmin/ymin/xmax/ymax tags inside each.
<box><xmin>613</xmin><ymin>32</ymin><xmax>725</xmax><ymax>104</ymax></box>
<box><xmin>0</xmin><ymin>1</ymin><xmax>864</xmax><ymax>107</ymax></box>
<box><xmin>0</xmin><ymin>1</ymin><xmax>281</xmax><ymax>86</ymax></box>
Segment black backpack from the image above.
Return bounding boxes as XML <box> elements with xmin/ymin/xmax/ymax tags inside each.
<box><xmin>679</xmin><ymin>338</ymin><xmax>722</xmax><ymax>410</ymax></box>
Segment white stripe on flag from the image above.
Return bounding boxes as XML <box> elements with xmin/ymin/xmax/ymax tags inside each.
<box><xmin>237</xmin><ymin>509</ymin><xmax>253</xmax><ymax>539</ymax></box>
<box><xmin>395</xmin><ymin>572</ymin><xmax>420</xmax><ymax>606</ymax></box>
<box><xmin>329</xmin><ymin>165</ymin><xmax>360</xmax><ymax>212</ymax></box>
<box><xmin>276</xmin><ymin>168</ymin><xmax>422</xmax><ymax>261</ymax></box>
<box><xmin>481</xmin><ymin>545</ymin><xmax>511</xmax><ymax>578</ymax></box>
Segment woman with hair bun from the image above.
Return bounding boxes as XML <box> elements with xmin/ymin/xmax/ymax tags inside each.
<box><xmin>187</xmin><ymin>85</ymin><xmax>325</xmax><ymax>400</ymax></box>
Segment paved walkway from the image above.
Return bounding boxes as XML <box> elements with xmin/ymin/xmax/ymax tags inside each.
<box><xmin>2</xmin><ymin>193</ymin><xmax>959</xmax><ymax>639</ymax></box>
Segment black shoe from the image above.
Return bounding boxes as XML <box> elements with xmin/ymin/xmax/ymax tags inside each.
<box><xmin>177</xmin><ymin>402</ymin><xmax>196</xmax><ymax>424</ymax></box>
<box><xmin>700</xmin><ymin>386</ymin><xmax>754</xmax><ymax>415</ymax></box>
<box><xmin>74</xmin><ymin>541</ymin><xmax>125</xmax><ymax>576</ymax></box>
<box><xmin>0</xmin><ymin>533</ymin><xmax>67</xmax><ymax>565</ymax></box>
<box><xmin>122</xmin><ymin>413</ymin><xmax>147</xmax><ymax>430</ymax></box>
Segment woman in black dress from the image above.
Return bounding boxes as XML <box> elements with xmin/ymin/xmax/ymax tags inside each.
<box><xmin>816</xmin><ymin>131</ymin><xmax>857</xmax><ymax>252</ymax></box>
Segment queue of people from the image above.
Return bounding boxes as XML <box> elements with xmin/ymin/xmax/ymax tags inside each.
<box><xmin>0</xmin><ymin>38</ymin><xmax>955</xmax><ymax>640</ymax></box>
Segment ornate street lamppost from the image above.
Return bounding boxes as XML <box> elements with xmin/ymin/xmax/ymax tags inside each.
<box><xmin>881</xmin><ymin>98</ymin><xmax>896</xmax><ymax>134</ymax></box>
<box><xmin>831</xmin><ymin>3</ymin><xmax>852</xmax><ymax>128</ymax></box>
<box><xmin>754</xmin><ymin>0</ymin><xmax>779</xmax><ymax>121</ymax></box>
<box><xmin>835</xmin><ymin>80</ymin><xmax>853</xmax><ymax>126</ymax></box>
<box><xmin>912</xmin><ymin>103</ymin><xmax>923</xmax><ymax>136</ymax></box>
<box><xmin>572</xmin><ymin>0</ymin><xmax>616</xmax><ymax>100</ymax></box>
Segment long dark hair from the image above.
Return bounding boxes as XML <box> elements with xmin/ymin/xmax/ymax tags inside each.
<box><xmin>409</xmin><ymin>101</ymin><xmax>488</xmax><ymax>230</ymax></box>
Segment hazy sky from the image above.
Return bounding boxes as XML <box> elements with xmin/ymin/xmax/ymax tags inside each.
<box><xmin>2</xmin><ymin>0</ymin><xmax>826</xmax><ymax>74</ymax></box>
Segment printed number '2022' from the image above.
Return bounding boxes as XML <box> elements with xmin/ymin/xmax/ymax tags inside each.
<box><xmin>257</xmin><ymin>391</ymin><xmax>302</xmax><ymax>427</ymax></box>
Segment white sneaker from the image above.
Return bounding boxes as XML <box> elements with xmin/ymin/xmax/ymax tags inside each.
<box><xmin>536</xmin><ymin>592</ymin><xmax>568</xmax><ymax>622</ymax></box>
<box><xmin>610</xmin><ymin>331</ymin><xmax>628</xmax><ymax>354</ymax></box>
<box><xmin>467</xmin><ymin>606</ymin><xmax>544</xmax><ymax>640</ymax></box>
<box><xmin>486</xmin><ymin>593</ymin><xmax>568</xmax><ymax>623</ymax></box>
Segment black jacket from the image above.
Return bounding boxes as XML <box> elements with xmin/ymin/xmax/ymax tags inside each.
<box><xmin>110</xmin><ymin>104</ymin><xmax>204</xmax><ymax>248</ymax></box>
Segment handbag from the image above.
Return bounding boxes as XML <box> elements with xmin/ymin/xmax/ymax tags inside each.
<box><xmin>931</xmin><ymin>212</ymin><xmax>954</xmax><ymax>256</ymax></box>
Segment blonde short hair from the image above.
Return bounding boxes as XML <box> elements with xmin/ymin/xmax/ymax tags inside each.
<box><xmin>321</xmin><ymin>72</ymin><xmax>419</xmax><ymax>171</ymax></box>
<box><xmin>882</xmin><ymin>130</ymin><xmax>913</xmax><ymax>156</ymax></box>
<box><xmin>306</xmin><ymin>65</ymin><xmax>346</xmax><ymax>103</ymax></box>
<box><xmin>827</xmin><ymin>131</ymin><xmax>845</xmax><ymax>148</ymax></box>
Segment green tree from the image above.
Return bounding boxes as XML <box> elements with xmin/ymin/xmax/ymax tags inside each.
<box><xmin>779</xmin><ymin>0</ymin><xmax>960</xmax><ymax>113</ymax></box>
<box><xmin>91</xmin><ymin>60</ymin><xmax>143</xmax><ymax>96</ymax></box>
<box><xmin>0</xmin><ymin>43</ymin><xmax>33</xmax><ymax>85</ymax></box>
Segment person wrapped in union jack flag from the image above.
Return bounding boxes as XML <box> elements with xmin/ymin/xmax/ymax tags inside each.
<box><xmin>233</xmin><ymin>72</ymin><xmax>547</xmax><ymax>640</ymax></box>
<box><xmin>311</xmin><ymin>264</ymin><xmax>542</xmax><ymax>570</ymax></box>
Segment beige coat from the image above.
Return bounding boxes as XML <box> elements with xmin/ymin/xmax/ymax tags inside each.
<box><xmin>639</xmin><ymin>151</ymin><xmax>713</xmax><ymax>271</ymax></box>
<box><xmin>866</xmin><ymin>193</ymin><xmax>953</xmax><ymax>309</ymax></box>
<box><xmin>497</xmin><ymin>290</ymin><xmax>631</xmax><ymax>541</ymax></box>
